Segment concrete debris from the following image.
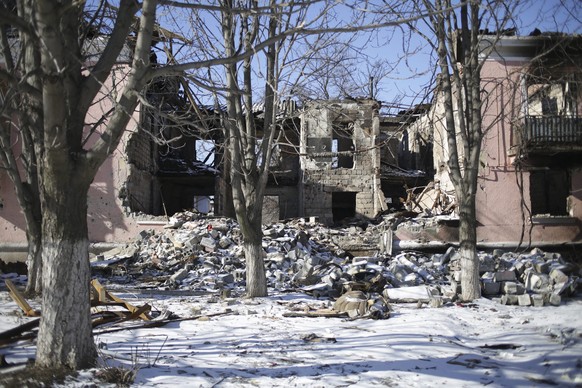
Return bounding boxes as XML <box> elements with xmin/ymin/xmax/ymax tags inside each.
<box><xmin>333</xmin><ymin>290</ymin><xmax>391</xmax><ymax>319</ymax></box>
<box><xmin>90</xmin><ymin>212</ymin><xmax>581</xmax><ymax>316</ymax></box>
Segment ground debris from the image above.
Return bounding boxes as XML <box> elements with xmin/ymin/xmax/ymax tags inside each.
<box><xmin>86</xmin><ymin>212</ymin><xmax>581</xmax><ymax>312</ymax></box>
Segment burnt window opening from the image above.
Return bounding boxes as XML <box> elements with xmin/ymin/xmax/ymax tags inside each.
<box><xmin>541</xmin><ymin>95</ymin><xmax>558</xmax><ymax>115</ymax></box>
<box><xmin>256</xmin><ymin>139</ymin><xmax>281</xmax><ymax>168</ymax></box>
<box><xmin>526</xmin><ymin>78</ymin><xmax>579</xmax><ymax>117</ymax></box>
<box><xmin>530</xmin><ymin>169</ymin><xmax>569</xmax><ymax>216</ymax></box>
<box><xmin>332</xmin><ymin>192</ymin><xmax>356</xmax><ymax>224</ymax></box>
<box><xmin>306</xmin><ymin>137</ymin><xmax>332</xmax><ymax>166</ymax></box>
<box><xmin>193</xmin><ymin>195</ymin><xmax>214</xmax><ymax>215</ymax></box>
<box><xmin>196</xmin><ymin>139</ymin><xmax>215</xmax><ymax>166</ymax></box>
<box><xmin>156</xmin><ymin>138</ymin><xmax>218</xmax><ymax>217</ymax></box>
<box><xmin>332</xmin><ymin>123</ymin><xmax>354</xmax><ymax>169</ymax></box>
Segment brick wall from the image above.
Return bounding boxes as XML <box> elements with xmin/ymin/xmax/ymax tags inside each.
<box><xmin>124</xmin><ymin>111</ymin><xmax>158</xmax><ymax>214</ymax></box>
<box><xmin>300</xmin><ymin>100</ymin><xmax>382</xmax><ymax>224</ymax></box>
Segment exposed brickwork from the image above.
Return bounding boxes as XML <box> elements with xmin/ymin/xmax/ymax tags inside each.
<box><xmin>300</xmin><ymin>100</ymin><xmax>382</xmax><ymax>225</ymax></box>
<box><xmin>124</xmin><ymin>112</ymin><xmax>158</xmax><ymax>214</ymax></box>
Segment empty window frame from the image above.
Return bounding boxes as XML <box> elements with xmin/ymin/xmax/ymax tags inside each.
<box><xmin>332</xmin><ymin>192</ymin><xmax>357</xmax><ymax>223</ymax></box>
<box><xmin>256</xmin><ymin>139</ymin><xmax>281</xmax><ymax>168</ymax></box>
<box><xmin>530</xmin><ymin>169</ymin><xmax>569</xmax><ymax>216</ymax></box>
<box><xmin>526</xmin><ymin>78</ymin><xmax>578</xmax><ymax>117</ymax></box>
<box><xmin>196</xmin><ymin>139</ymin><xmax>215</xmax><ymax>166</ymax></box>
<box><xmin>332</xmin><ymin>123</ymin><xmax>354</xmax><ymax>169</ymax></box>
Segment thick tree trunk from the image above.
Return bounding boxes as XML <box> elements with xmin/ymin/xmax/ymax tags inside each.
<box><xmin>243</xmin><ymin>239</ymin><xmax>268</xmax><ymax>298</ymax></box>
<box><xmin>25</xmin><ymin>226</ymin><xmax>42</xmax><ymax>295</ymax></box>
<box><xmin>35</xmin><ymin>178</ymin><xmax>96</xmax><ymax>369</ymax></box>
<box><xmin>458</xmin><ymin>195</ymin><xmax>480</xmax><ymax>301</ymax></box>
<box><xmin>238</xmin><ymin>198</ymin><xmax>267</xmax><ymax>298</ymax></box>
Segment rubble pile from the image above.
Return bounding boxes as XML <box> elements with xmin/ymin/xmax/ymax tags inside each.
<box><xmin>92</xmin><ymin>212</ymin><xmax>580</xmax><ymax>309</ymax></box>
<box><xmin>477</xmin><ymin>249</ymin><xmax>578</xmax><ymax>306</ymax></box>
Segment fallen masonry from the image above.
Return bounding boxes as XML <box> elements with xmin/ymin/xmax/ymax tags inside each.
<box><xmin>85</xmin><ymin>212</ymin><xmax>581</xmax><ymax>316</ymax></box>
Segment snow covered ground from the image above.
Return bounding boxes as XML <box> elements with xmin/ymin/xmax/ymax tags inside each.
<box><xmin>1</xmin><ymin>286</ymin><xmax>581</xmax><ymax>387</ymax></box>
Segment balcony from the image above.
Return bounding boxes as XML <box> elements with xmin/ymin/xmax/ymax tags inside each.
<box><xmin>514</xmin><ymin>115</ymin><xmax>582</xmax><ymax>155</ymax></box>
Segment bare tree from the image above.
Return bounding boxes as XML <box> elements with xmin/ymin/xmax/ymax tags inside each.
<box><xmin>0</xmin><ymin>0</ymin><xmax>43</xmax><ymax>294</ymax></box>
<box><xmin>0</xmin><ymin>0</ymin><xmax>348</xmax><ymax>365</ymax></box>
<box><xmin>398</xmin><ymin>0</ymin><xmax>517</xmax><ymax>300</ymax></box>
<box><xmin>0</xmin><ymin>0</ymin><xmax>159</xmax><ymax>368</ymax></box>
<box><xmin>217</xmin><ymin>0</ymin><xmax>336</xmax><ymax>297</ymax></box>
<box><xmin>170</xmin><ymin>0</ymin><xmax>388</xmax><ymax>297</ymax></box>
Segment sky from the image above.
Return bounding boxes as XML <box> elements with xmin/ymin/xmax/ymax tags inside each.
<box><xmin>365</xmin><ymin>0</ymin><xmax>582</xmax><ymax>111</ymax></box>
<box><xmin>89</xmin><ymin>0</ymin><xmax>581</xmax><ymax>113</ymax></box>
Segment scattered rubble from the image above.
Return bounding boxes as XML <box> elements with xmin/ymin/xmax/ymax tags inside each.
<box><xmin>1</xmin><ymin>212</ymin><xmax>578</xmax><ymax>324</ymax></box>
<box><xmin>86</xmin><ymin>212</ymin><xmax>580</xmax><ymax>316</ymax></box>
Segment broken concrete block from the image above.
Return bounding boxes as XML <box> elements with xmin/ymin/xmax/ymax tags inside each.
<box><xmin>494</xmin><ymin>271</ymin><xmax>517</xmax><ymax>282</ymax></box>
<box><xmin>267</xmin><ymin>252</ymin><xmax>286</xmax><ymax>263</ymax></box>
<box><xmin>548</xmin><ymin>293</ymin><xmax>561</xmax><ymax>306</ymax></box>
<box><xmin>500</xmin><ymin>294</ymin><xmax>519</xmax><ymax>305</ymax></box>
<box><xmin>513</xmin><ymin>261</ymin><xmax>526</xmax><ymax>276</ymax></box>
<box><xmin>482</xmin><ymin>281</ymin><xmax>501</xmax><ymax>296</ymax></box>
<box><xmin>549</xmin><ymin>268</ymin><xmax>569</xmax><ymax>285</ymax></box>
<box><xmin>531</xmin><ymin>294</ymin><xmax>544</xmax><ymax>307</ymax></box>
<box><xmin>553</xmin><ymin>281</ymin><xmax>572</xmax><ymax>296</ymax></box>
<box><xmin>218</xmin><ymin>236</ymin><xmax>233</xmax><ymax>249</ymax></box>
<box><xmin>517</xmin><ymin>294</ymin><xmax>531</xmax><ymax>306</ymax></box>
<box><xmin>503</xmin><ymin>281</ymin><xmax>525</xmax><ymax>295</ymax></box>
<box><xmin>397</xmin><ymin>255</ymin><xmax>435</xmax><ymax>282</ymax></box>
<box><xmin>524</xmin><ymin>272</ymin><xmax>551</xmax><ymax>293</ymax></box>
<box><xmin>534</xmin><ymin>261</ymin><xmax>551</xmax><ymax>274</ymax></box>
<box><xmin>383</xmin><ymin>285</ymin><xmax>432</xmax><ymax>303</ymax></box>
<box><xmin>404</xmin><ymin>273</ymin><xmax>419</xmax><ymax>285</ymax></box>
<box><xmin>170</xmin><ymin>268</ymin><xmax>189</xmax><ymax>283</ymax></box>
<box><xmin>208</xmin><ymin>229</ymin><xmax>220</xmax><ymax>239</ymax></box>
<box><xmin>200</xmin><ymin>237</ymin><xmax>217</xmax><ymax>252</ymax></box>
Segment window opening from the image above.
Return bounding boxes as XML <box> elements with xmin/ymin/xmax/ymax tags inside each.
<box><xmin>332</xmin><ymin>123</ymin><xmax>354</xmax><ymax>169</ymax></box>
<box><xmin>332</xmin><ymin>192</ymin><xmax>356</xmax><ymax>223</ymax></box>
<box><xmin>193</xmin><ymin>195</ymin><xmax>214</xmax><ymax>214</ymax></box>
<box><xmin>196</xmin><ymin>139</ymin><xmax>215</xmax><ymax>166</ymax></box>
<box><xmin>530</xmin><ymin>169</ymin><xmax>569</xmax><ymax>216</ymax></box>
<box><xmin>256</xmin><ymin>139</ymin><xmax>281</xmax><ymax>167</ymax></box>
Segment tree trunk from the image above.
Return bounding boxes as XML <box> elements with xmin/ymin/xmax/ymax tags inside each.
<box><xmin>243</xmin><ymin>239</ymin><xmax>268</xmax><ymax>298</ymax></box>
<box><xmin>458</xmin><ymin>194</ymin><xmax>480</xmax><ymax>301</ymax></box>
<box><xmin>24</xmin><ymin>224</ymin><xmax>42</xmax><ymax>295</ymax></box>
<box><xmin>35</xmin><ymin>177</ymin><xmax>96</xmax><ymax>369</ymax></box>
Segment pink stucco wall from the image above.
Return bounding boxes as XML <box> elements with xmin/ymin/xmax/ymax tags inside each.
<box><xmin>0</xmin><ymin>65</ymin><xmax>164</xmax><ymax>250</ymax></box>
<box><xmin>474</xmin><ymin>57</ymin><xmax>582</xmax><ymax>245</ymax></box>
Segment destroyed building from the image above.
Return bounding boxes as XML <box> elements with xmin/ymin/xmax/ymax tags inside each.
<box><xmin>0</xmin><ymin>74</ymin><xmax>429</xmax><ymax>258</ymax></box>
<box><xmin>403</xmin><ymin>32</ymin><xmax>582</xmax><ymax>248</ymax></box>
<box><xmin>301</xmin><ymin>99</ymin><xmax>393</xmax><ymax>225</ymax></box>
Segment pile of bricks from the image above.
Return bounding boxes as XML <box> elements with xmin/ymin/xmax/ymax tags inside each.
<box><xmin>91</xmin><ymin>213</ymin><xmax>580</xmax><ymax>308</ymax></box>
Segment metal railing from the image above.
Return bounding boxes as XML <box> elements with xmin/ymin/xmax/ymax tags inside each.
<box><xmin>522</xmin><ymin>115</ymin><xmax>582</xmax><ymax>144</ymax></box>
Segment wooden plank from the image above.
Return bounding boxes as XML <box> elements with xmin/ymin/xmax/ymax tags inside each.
<box><xmin>5</xmin><ymin>280</ymin><xmax>39</xmax><ymax>317</ymax></box>
<box><xmin>91</xmin><ymin>279</ymin><xmax>151</xmax><ymax>321</ymax></box>
<box><xmin>282</xmin><ymin>310</ymin><xmax>348</xmax><ymax>318</ymax></box>
<box><xmin>0</xmin><ymin>318</ymin><xmax>40</xmax><ymax>346</ymax></box>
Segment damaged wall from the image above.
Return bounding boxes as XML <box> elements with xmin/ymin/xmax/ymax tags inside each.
<box><xmin>0</xmin><ymin>65</ymin><xmax>169</xmax><ymax>255</ymax></box>
<box><xmin>404</xmin><ymin>35</ymin><xmax>582</xmax><ymax>247</ymax></box>
<box><xmin>300</xmin><ymin>100</ymin><xmax>383</xmax><ymax>225</ymax></box>
<box><xmin>122</xmin><ymin>110</ymin><xmax>160</xmax><ymax>215</ymax></box>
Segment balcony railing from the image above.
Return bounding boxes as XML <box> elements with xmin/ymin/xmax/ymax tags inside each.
<box><xmin>522</xmin><ymin>115</ymin><xmax>582</xmax><ymax>145</ymax></box>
